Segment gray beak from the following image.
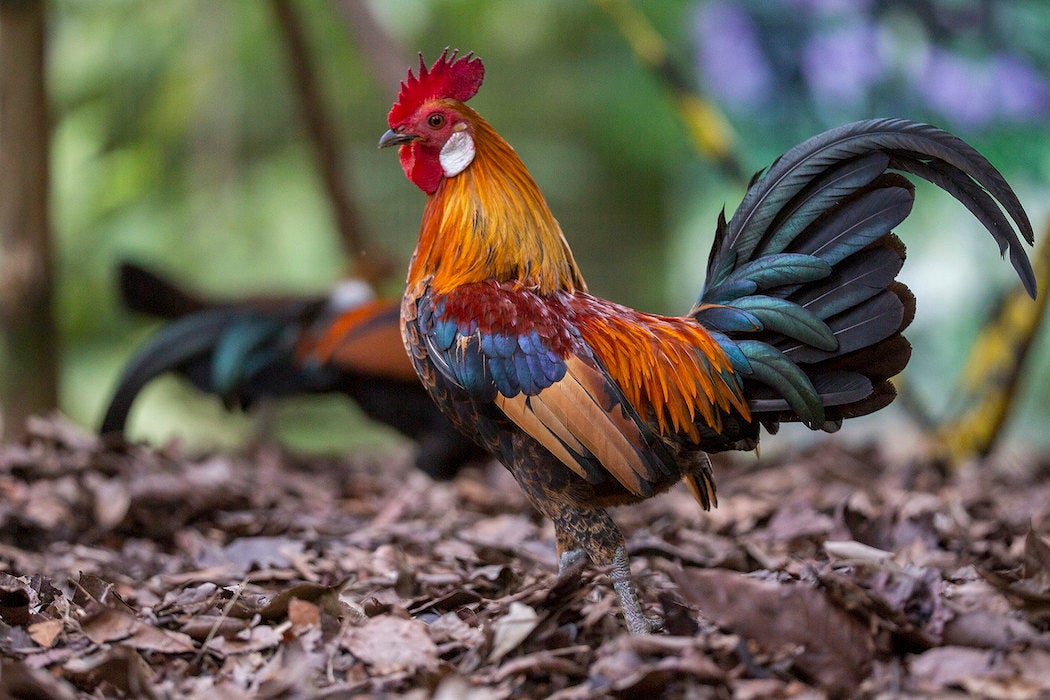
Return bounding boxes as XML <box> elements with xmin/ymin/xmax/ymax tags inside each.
<box><xmin>378</xmin><ymin>129</ymin><xmax>418</xmax><ymax>149</ymax></box>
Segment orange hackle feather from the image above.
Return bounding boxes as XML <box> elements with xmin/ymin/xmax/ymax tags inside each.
<box><xmin>407</xmin><ymin>107</ymin><xmax>586</xmax><ymax>296</ymax></box>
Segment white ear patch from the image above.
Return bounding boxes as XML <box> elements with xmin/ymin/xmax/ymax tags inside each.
<box><xmin>439</xmin><ymin>130</ymin><xmax>475</xmax><ymax>178</ymax></box>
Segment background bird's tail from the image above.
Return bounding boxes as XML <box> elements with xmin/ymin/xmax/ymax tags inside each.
<box><xmin>101</xmin><ymin>264</ymin><xmax>326</xmax><ymax>435</ymax></box>
<box><xmin>691</xmin><ymin>119</ymin><xmax>1035</xmax><ymax>432</ymax></box>
<box><xmin>118</xmin><ymin>261</ymin><xmax>210</xmax><ymax>319</ymax></box>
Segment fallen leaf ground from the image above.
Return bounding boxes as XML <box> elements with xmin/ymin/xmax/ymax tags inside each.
<box><xmin>2</xmin><ymin>415</ymin><xmax>1050</xmax><ymax>698</ymax></box>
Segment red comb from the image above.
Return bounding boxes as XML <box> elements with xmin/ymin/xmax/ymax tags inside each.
<box><xmin>387</xmin><ymin>49</ymin><xmax>485</xmax><ymax>127</ymax></box>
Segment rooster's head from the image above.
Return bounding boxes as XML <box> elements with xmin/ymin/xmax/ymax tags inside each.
<box><xmin>379</xmin><ymin>49</ymin><xmax>485</xmax><ymax>194</ymax></box>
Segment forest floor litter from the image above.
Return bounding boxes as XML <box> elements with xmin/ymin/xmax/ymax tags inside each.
<box><xmin>2</xmin><ymin>415</ymin><xmax>1049</xmax><ymax>698</ymax></box>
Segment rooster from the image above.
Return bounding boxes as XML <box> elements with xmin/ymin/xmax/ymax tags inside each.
<box><xmin>101</xmin><ymin>262</ymin><xmax>486</xmax><ymax>479</ymax></box>
<box><xmin>379</xmin><ymin>50</ymin><xmax>1036</xmax><ymax>633</ymax></box>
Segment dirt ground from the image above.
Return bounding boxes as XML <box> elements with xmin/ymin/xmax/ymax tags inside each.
<box><xmin>2</xmin><ymin>415</ymin><xmax>1050</xmax><ymax>698</ymax></box>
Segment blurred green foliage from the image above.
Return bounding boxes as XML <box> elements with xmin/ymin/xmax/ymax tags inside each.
<box><xmin>43</xmin><ymin>0</ymin><xmax>1050</xmax><ymax>453</ymax></box>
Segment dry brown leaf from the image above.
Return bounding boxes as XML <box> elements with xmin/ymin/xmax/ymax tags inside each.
<box><xmin>80</xmin><ymin>607</ymin><xmax>140</xmax><ymax>645</ymax></box>
<box><xmin>288</xmin><ymin>598</ymin><xmax>321</xmax><ymax>631</ymax></box>
<box><xmin>730</xmin><ymin>678</ymin><xmax>793</xmax><ymax>700</ymax></box>
<box><xmin>0</xmin><ymin>657</ymin><xmax>80</xmax><ymax>700</ymax></box>
<box><xmin>487</xmin><ymin>602</ymin><xmax>540</xmax><ymax>663</ymax></box>
<box><xmin>1004</xmin><ymin>648</ymin><xmax>1050</xmax><ymax>694</ymax></box>
<box><xmin>260</xmin><ymin>581</ymin><xmax>344</xmax><ymax>620</ymax></box>
<box><xmin>908</xmin><ymin>646</ymin><xmax>1005</xmax><ymax>693</ymax></box>
<box><xmin>202</xmin><ymin>536</ymin><xmax>305</xmax><ymax>573</ymax></box>
<box><xmin>0</xmin><ymin>575</ymin><xmax>31</xmax><ymax>626</ymax></box>
<box><xmin>62</xmin><ymin>645</ymin><xmax>157</xmax><ymax>699</ymax></box>
<box><xmin>23</xmin><ymin>480</ymin><xmax>71</xmax><ymax>530</ymax></box>
<box><xmin>178</xmin><ymin>614</ymin><xmax>251</xmax><ymax>641</ymax></box>
<box><xmin>672</xmin><ymin>566</ymin><xmax>874</xmax><ymax>693</ymax></box>
<box><xmin>81</xmin><ymin>605</ymin><xmax>192</xmax><ymax>655</ymax></box>
<box><xmin>765</xmin><ymin>501</ymin><xmax>834</xmax><ymax>541</ymax></box>
<box><xmin>27</xmin><ymin>618</ymin><xmax>63</xmax><ymax>648</ymax></box>
<box><xmin>824</xmin><ymin>539</ymin><xmax>894</xmax><ymax>563</ymax></box>
<box><xmin>961</xmin><ymin>676</ymin><xmax>1044</xmax><ymax>700</ymax></box>
<box><xmin>587</xmin><ymin>636</ymin><xmax>723</xmax><ymax>694</ymax></box>
<box><xmin>341</xmin><ymin>615</ymin><xmax>439</xmax><ymax>675</ymax></box>
<box><xmin>492</xmin><ymin>646</ymin><xmax>587</xmax><ymax>681</ymax></box>
<box><xmin>460</xmin><ymin>514</ymin><xmax>540</xmax><ymax>551</ymax></box>
<box><xmin>205</xmin><ymin>624</ymin><xmax>285</xmax><ymax>655</ymax></box>
<box><xmin>127</xmin><ymin>623</ymin><xmax>196</xmax><ymax>654</ymax></box>
<box><xmin>74</xmin><ymin>573</ymin><xmax>134</xmax><ymax>612</ymax></box>
<box><xmin>25</xmin><ymin>414</ymin><xmax>99</xmax><ymax>452</ymax></box>
<box><xmin>4</xmin><ymin>413</ymin><xmax>1050</xmax><ymax>697</ymax></box>
<box><xmin>252</xmin><ymin>640</ymin><xmax>326</xmax><ymax>699</ymax></box>
<box><xmin>941</xmin><ymin>609</ymin><xmax>1042</xmax><ymax>649</ymax></box>
<box><xmin>433</xmin><ymin>672</ymin><xmax>507</xmax><ymax>700</ymax></box>
<box><xmin>87</xmin><ymin>475</ymin><xmax>131</xmax><ymax>531</ymax></box>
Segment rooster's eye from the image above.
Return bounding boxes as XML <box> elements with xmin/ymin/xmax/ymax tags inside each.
<box><xmin>427</xmin><ymin>113</ymin><xmax>446</xmax><ymax>129</ymax></box>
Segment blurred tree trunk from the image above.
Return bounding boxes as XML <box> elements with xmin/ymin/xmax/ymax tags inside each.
<box><xmin>0</xmin><ymin>0</ymin><xmax>59</xmax><ymax>440</ymax></box>
<box><xmin>272</xmin><ymin>0</ymin><xmax>396</xmax><ymax>283</ymax></box>
<box><xmin>334</xmin><ymin>0</ymin><xmax>408</xmax><ymax>92</ymax></box>
<box><xmin>271</xmin><ymin>0</ymin><xmax>367</xmax><ymax>262</ymax></box>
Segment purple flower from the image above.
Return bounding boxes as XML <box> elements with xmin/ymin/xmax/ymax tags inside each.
<box><xmin>992</xmin><ymin>54</ymin><xmax>1050</xmax><ymax>122</ymax></box>
<box><xmin>691</xmin><ymin>1</ymin><xmax>773</xmax><ymax>108</ymax></box>
<box><xmin>801</xmin><ymin>22</ymin><xmax>885</xmax><ymax>107</ymax></box>
<box><xmin>782</xmin><ymin>0</ymin><xmax>875</xmax><ymax>15</ymax></box>
<box><xmin>917</xmin><ymin>47</ymin><xmax>995</xmax><ymax>129</ymax></box>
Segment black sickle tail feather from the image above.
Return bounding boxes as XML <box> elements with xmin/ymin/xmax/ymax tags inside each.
<box><xmin>118</xmin><ymin>261</ymin><xmax>210</xmax><ymax>319</ymax></box>
<box><xmin>101</xmin><ymin>310</ymin><xmax>245</xmax><ymax>434</ymax></box>
<box><xmin>693</xmin><ymin>118</ymin><xmax>1035</xmax><ymax>432</ymax></box>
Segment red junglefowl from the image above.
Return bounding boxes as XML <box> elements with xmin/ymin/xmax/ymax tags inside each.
<box><xmin>379</xmin><ymin>50</ymin><xmax>1037</xmax><ymax>633</ymax></box>
<box><xmin>101</xmin><ymin>262</ymin><xmax>487</xmax><ymax>479</ymax></box>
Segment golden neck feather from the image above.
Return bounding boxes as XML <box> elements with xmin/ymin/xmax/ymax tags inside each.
<box><xmin>407</xmin><ymin>107</ymin><xmax>586</xmax><ymax>296</ymax></box>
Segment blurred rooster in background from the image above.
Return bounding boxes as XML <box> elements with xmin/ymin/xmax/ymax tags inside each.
<box><xmin>379</xmin><ymin>50</ymin><xmax>1036</xmax><ymax>633</ymax></box>
<box><xmin>101</xmin><ymin>262</ymin><xmax>486</xmax><ymax>479</ymax></box>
